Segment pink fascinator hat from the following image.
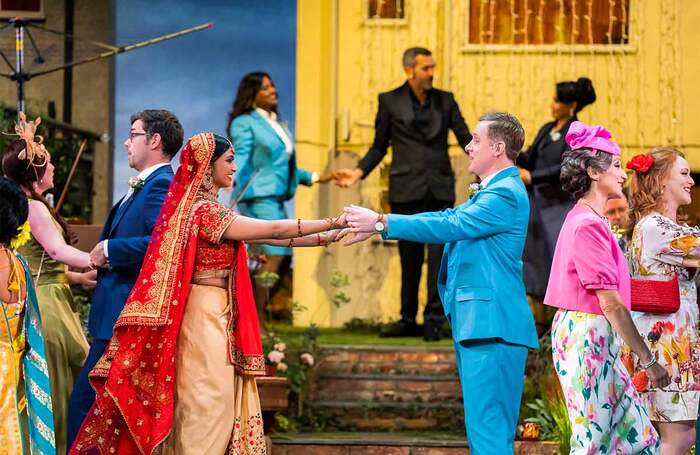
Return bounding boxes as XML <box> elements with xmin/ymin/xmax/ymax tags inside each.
<box><xmin>565</xmin><ymin>121</ymin><xmax>620</xmax><ymax>156</ymax></box>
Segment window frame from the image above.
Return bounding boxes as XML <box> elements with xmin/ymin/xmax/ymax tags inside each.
<box><xmin>363</xmin><ymin>0</ymin><xmax>409</xmax><ymax>27</ymax></box>
<box><xmin>0</xmin><ymin>0</ymin><xmax>45</xmax><ymax>21</ymax></box>
<box><xmin>461</xmin><ymin>0</ymin><xmax>636</xmax><ymax>54</ymax></box>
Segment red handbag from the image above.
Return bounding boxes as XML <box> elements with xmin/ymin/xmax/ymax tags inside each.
<box><xmin>630</xmin><ymin>273</ymin><xmax>681</xmax><ymax>314</ymax></box>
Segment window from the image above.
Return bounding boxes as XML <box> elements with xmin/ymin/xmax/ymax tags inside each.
<box><xmin>0</xmin><ymin>0</ymin><xmax>44</xmax><ymax>20</ymax></box>
<box><xmin>368</xmin><ymin>0</ymin><xmax>405</xmax><ymax>20</ymax></box>
<box><xmin>468</xmin><ymin>0</ymin><xmax>629</xmax><ymax>45</ymax></box>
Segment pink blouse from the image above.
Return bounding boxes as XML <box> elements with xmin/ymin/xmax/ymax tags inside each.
<box><xmin>544</xmin><ymin>204</ymin><xmax>631</xmax><ymax>315</ymax></box>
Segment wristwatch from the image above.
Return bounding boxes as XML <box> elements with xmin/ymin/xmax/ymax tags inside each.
<box><xmin>374</xmin><ymin>213</ymin><xmax>386</xmax><ymax>233</ymax></box>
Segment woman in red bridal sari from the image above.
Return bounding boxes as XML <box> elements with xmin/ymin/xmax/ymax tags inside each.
<box><xmin>70</xmin><ymin>133</ymin><xmax>345</xmax><ymax>455</ymax></box>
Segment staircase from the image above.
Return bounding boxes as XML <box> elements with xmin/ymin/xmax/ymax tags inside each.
<box><xmin>308</xmin><ymin>345</ymin><xmax>463</xmax><ymax>432</ymax></box>
<box><xmin>270</xmin><ymin>344</ymin><xmax>557</xmax><ymax>454</ymax></box>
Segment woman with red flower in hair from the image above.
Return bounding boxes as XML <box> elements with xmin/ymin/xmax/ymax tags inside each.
<box><xmin>622</xmin><ymin>147</ymin><xmax>700</xmax><ymax>454</ymax></box>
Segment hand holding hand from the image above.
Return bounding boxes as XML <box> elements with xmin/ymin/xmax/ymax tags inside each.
<box><xmin>334</xmin><ymin>168</ymin><xmax>363</xmax><ymax>188</ymax></box>
<box><xmin>317</xmin><ymin>172</ymin><xmax>335</xmax><ymax>184</ymax></box>
<box><xmin>89</xmin><ymin>241</ymin><xmax>107</xmax><ymax>268</ymax></box>
<box><xmin>647</xmin><ymin>362</ymin><xmax>671</xmax><ymax>389</ymax></box>
<box><xmin>337</xmin><ymin>229</ymin><xmax>376</xmax><ymax>246</ymax></box>
<box><xmin>344</xmin><ymin>205</ymin><xmax>379</xmax><ymax>233</ymax></box>
<box><xmin>519</xmin><ymin>168</ymin><xmax>532</xmax><ymax>185</ymax></box>
<box><xmin>79</xmin><ymin>269</ymin><xmax>98</xmax><ymax>288</ymax></box>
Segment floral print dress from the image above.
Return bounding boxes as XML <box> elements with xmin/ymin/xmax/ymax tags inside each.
<box><xmin>622</xmin><ymin>212</ymin><xmax>700</xmax><ymax>422</ymax></box>
<box><xmin>553</xmin><ymin>310</ymin><xmax>659</xmax><ymax>454</ymax></box>
<box><xmin>548</xmin><ymin>205</ymin><xmax>659</xmax><ymax>454</ymax></box>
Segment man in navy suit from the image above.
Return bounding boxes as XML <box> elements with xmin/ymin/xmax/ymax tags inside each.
<box><xmin>66</xmin><ymin>110</ymin><xmax>183</xmax><ymax>449</ymax></box>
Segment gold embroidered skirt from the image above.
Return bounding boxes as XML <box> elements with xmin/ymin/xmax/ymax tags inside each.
<box><xmin>161</xmin><ymin>284</ymin><xmax>266</xmax><ymax>455</ymax></box>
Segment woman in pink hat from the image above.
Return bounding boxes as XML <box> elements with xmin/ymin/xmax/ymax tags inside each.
<box><xmin>622</xmin><ymin>147</ymin><xmax>700</xmax><ymax>454</ymax></box>
<box><xmin>545</xmin><ymin>121</ymin><xmax>670</xmax><ymax>453</ymax></box>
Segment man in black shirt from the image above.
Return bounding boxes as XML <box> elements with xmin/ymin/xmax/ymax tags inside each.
<box><xmin>335</xmin><ymin>47</ymin><xmax>471</xmax><ymax>341</ymax></box>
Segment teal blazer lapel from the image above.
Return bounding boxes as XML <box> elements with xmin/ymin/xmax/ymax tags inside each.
<box><xmin>250</xmin><ymin>110</ymin><xmax>286</xmax><ymax>149</ymax></box>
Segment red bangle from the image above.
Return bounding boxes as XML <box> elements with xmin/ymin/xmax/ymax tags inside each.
<box><xmin>297</xmin><ymin>218</ymin><xmax>303</xmax><ymax>237</ymax></box>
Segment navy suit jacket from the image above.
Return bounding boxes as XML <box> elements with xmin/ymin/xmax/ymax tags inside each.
<box><xmin>384</xmin><ymin>167</ymin><xmax>538</xmax><ymax>349</ymax></box>
<box><xmin>88</xmin><ymin>165</ymin><xmax>173</xmax><ymax>340</ymax></box>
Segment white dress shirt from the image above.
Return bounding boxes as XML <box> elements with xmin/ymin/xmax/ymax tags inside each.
<box><xmin>255</xmin><ymin>107</ymin><xmax>318</xmax><ymax>183</ymax></box>
<box><xmin>480</xmin><ymin>165</ymin><xmax>515</xmax><ymax>188</ymax></box>
<box><xmin>256</xmin><ymin>107</ymin><xmax>294</xmax><ymax>157</ymax></box>
<box><xmin>105</xmin><ymin>162</ymin><xmax>170</xmax><ymax>258</ymax></box>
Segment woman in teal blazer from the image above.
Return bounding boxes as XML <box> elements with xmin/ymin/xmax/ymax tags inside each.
<box><xmin>227</xmin><ymin>72</ymin><xmax>330</xmax><ymax>316</ymax></box>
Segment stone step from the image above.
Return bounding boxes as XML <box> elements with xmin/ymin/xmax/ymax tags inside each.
<box><xmin>314</xmin><ymin>373</ymin><xmax>462</xmax><ymax>402</ymax></box>
<box><xmin>319</xmin><ymin>346</ymin><xmax>457</xmax><ymax>376</ymax></box>
<box><xmin>270</xmin><ymin>432</ymin><xmax>559</xmax><ymax>455</ymax></box>
<box><xmin>306</xmin><ymin>400</ymin><xmax>464</xmax><ymax>432</ymax></box>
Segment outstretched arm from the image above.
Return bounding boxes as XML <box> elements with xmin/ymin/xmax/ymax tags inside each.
<box><xmin>28</xmin><ymin>200</ymin><xmax>90</xmax><ymax>268</ymax></box>
<box><xmin>335</xmin><ymin>94</ymin><xmax>391</xmax><ymax>188</ymax></box>
<box><xmin>249</xmin><ymin>229</ymin><xmax>343</xmax><ymax>247</ymax></box>
<box><xmin>343</xmin><ymin>188</ymin><xmax>520</xmax><ymax>245</ymax></box>
<box><xmin>222</xmin><ymin>214</ymin><xmax>346</xmax><ymax>242</ymax></box>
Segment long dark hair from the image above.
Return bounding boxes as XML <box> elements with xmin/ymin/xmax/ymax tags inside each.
<box><xmin>226</xmin><ymin>71</ymin><xmax>276</xmax><ymax>137</ymax></box>
<box><xmin>2</xmin><ymin>139</ymin><xmax>73</xmax><ymax>242</ymax></box>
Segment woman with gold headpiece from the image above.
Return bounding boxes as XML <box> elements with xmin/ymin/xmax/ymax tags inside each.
<box><xmin>2</xmin><ymin>114</ymin><xmax>94</xmax><ymax>454</ymax></box>
<box><xmin>0</xmin><ymin>176</ymin><xmax>56</xmax><ymax>454</ymax></box>
<box><xmin>71</xmin><ymin>133</ymin><xmax>345</xmax><ymax>455</ymax></box>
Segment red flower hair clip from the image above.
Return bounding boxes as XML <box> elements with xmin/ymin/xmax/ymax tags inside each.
<box><xmin>626</xmin><ymin>154</ymin><xmax>655</xmax><ymax>173</ymax></box>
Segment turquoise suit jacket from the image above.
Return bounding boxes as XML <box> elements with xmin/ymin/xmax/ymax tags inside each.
<box><xmin>230</xmin><ymin>111</ymin><xmax>313</xmax><ymax>202</ymax></box>
<box><xmin>385</xmin><ymin>167</ymin><xmax>539</xmax><ymax>349</ymax></box>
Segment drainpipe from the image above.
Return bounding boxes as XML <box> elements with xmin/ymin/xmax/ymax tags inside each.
<box><xmin>329</xmin><ymin>0</ymin><xmax>339</xmax><ymax>156</ymax></box>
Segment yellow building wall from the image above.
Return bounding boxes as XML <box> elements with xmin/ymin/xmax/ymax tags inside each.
<box><xmin>294</xmin><ymin>0</ymin><xmax>698</xmax><ymax>327</ymax></box>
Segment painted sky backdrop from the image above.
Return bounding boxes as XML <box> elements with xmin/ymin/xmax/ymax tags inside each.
<box><xmin>114</xmin><ymin>0</ymin><xmax>297</xmax><ymax>200</ymax></box>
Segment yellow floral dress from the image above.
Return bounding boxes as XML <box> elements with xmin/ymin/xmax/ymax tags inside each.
<box><xmin>622</xmin><ymin>212</ymin><xmax>700</xmax><ymax>422</ymax></box>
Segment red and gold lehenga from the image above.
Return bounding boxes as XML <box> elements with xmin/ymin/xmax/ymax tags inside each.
<box><xmin>70</xmin><ymin>133</ymin><xmax>266</xmax><ymax>455</ymax></box>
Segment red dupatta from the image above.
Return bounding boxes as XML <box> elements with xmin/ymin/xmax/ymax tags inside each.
<box><xmin>70</xmin><ymin>133</ymin><xmax>264</xmax><ymax>455</ymax></box>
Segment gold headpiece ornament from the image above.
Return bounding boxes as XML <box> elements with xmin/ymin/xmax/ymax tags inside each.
<box><xmin>12</xmin><ymin>112</ymin><xmax>48</xmax><ymax>169</ymax></box>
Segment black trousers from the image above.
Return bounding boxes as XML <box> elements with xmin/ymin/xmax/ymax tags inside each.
<box><xmin>390</xmin><ymin>195</ymin><xmax>451</xmax><ymax>325</ymax></box>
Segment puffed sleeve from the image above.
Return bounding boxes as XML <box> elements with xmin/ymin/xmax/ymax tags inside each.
<box><xmin>196</xmin><ymin>201</ymin><xmax>238</xmax><ymax>244</ymax></box>
<box><xmin>572</xmin><ymin>220</ymin><xmax>620</xmax><ymax>290</ymax></box>
<box><xmin>640</xmin><ymin>215</ymin><xmax>700</xmax><ymax>266</ymax></box>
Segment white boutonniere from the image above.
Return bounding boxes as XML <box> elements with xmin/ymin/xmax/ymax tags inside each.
<box><xmin>128</xmin><ymin>176</ymin><xmax>145</xmax><ymax>191</ymax></box>
<box><xmin>467</xmin><ymin>182</ymin><xmax>483</xmax><ymax>199</ymax></box>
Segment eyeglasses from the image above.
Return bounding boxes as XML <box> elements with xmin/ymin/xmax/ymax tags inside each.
<box><xmin>128</xmin><ymin>132</ymin><xmax>148</xmax><ymax>141</ymax></box>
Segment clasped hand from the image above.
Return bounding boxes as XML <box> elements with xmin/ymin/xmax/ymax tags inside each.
<box><xmin>336</xmin><ymin>205</ymin><xmax>381</xmax><ymax>245</ymax></box>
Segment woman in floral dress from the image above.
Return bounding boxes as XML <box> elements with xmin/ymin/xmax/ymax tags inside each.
<box><xmin>622</xmin><ymin>147</ymin><xmax>699</xmax><ymax>454</ymax></box>
<box><xmin>544</xmin><ymin>121</ymin><xmax>670</xmax><ymax>454</ymax></box>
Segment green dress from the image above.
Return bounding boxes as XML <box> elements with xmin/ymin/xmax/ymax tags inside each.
<box><xmin>18</xmin><ymin>223</ymin><xmax>89</xmax><ymax>454</ymax></box>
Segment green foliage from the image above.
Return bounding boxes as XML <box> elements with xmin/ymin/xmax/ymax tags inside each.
<box><xmin>254</xmin><ymin>271</ymin><xmax>280</xmax><ymax>289</ymax></box>
<box><xmin>329</xmin><ymin>270</ymin><xmax>351</xmax><ymax>308</ymax></box>
<box><xmin>0</xmin><ymin>105</ymin><xmax>98</xmax><ymax>222</ymax></box>
<box><xmin>329</xmin><ymin>270</ymin><xmax>350</xmax><ymax>288</ymax></box>
<box><xmin>521</xmin><ymin>330</ymin><xmax>572</xmax><ymax>454</ymax></box>
<box><xmin>290</xmin><ymin>300</ymin><xmax>308</xmax><ymax>321</ymax></box>
<box><xmin>273</xmin><ymin>412</ymin><xmax>299</xmax><ymax>433</ymax></box>
<box><xmin>275</xmin><ymin>324</ymin><xmax>320</xmax><ymax>419</ymax></box>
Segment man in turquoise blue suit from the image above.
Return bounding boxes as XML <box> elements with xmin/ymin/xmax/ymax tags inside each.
<box><xmin>343</xmin><ymin>112</ymin><xmax>538</xmax><ymax>454</ymax></box>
